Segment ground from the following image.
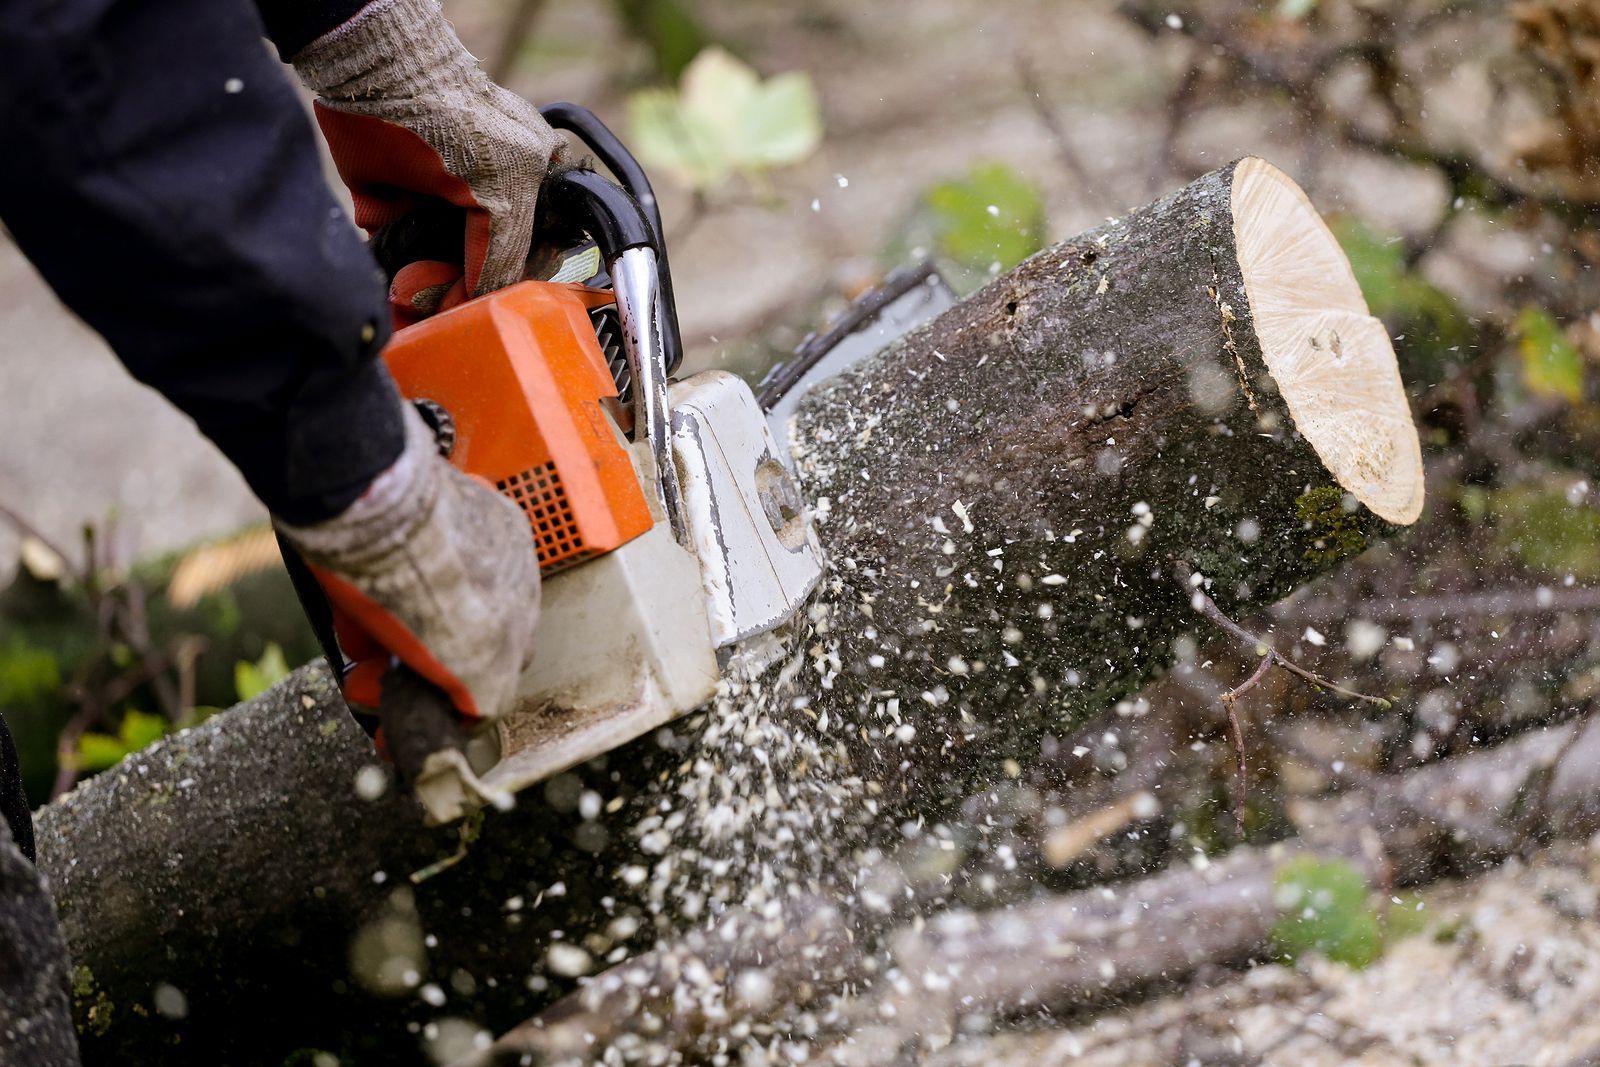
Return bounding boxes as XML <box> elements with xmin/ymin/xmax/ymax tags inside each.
<box><xmin>934</xmin><ymin>841</ymin><xmax>1600</xmax><ymax>1067</ymax></box>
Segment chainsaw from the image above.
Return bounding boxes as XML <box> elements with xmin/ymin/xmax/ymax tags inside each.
<box><xmin>282</xmin><ymin>105</ymin><xmax>953</xmax><ymax>823</ymax></box>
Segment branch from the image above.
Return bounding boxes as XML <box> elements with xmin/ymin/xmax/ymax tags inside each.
<box><xmin>0</xmin><ymin>497</ymin><xmax>79</xmax><ymax>583</ymax></box>
<box><xmin>852</xmin><ymin>714</ymin><xmax>1600</xmax><ymax>1043</ymax></box>
<box><xmin>1017</xmin><ymin>55</ymin><xmax>1122</xmax><ymax>215</ymax></box>
<box><xmin>1184</xmin><ymin>570</ymin><xmax>1391</xmax><ymax>709</ymax></box>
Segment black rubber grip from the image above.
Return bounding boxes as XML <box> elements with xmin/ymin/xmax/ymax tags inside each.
<box><xmin>378</xmin><ymin>663</ymin><xmax>465</xmax><ymax>792</ymax></box>
<box><xmin>0</xmin><ymin>712</ymin><xmax>35</xmax><ymax>864</ymax></box>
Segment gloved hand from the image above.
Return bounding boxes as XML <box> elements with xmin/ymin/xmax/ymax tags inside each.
<box><xmin>293</xmin><ymin>0</ymin><xmax>565</xmax><ymax>320</ymax></box>
<box><xmin>277</xmin><ymin>405</ymin><xmax>540</xmax><ymax>724</ymax></box>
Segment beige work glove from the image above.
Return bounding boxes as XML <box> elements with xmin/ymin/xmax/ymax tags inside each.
<box><xmin>293</xmin><ymin>0</ymin><xmax>565</xmax><ymax>307</ymax></box>
<box><xmin>277</xmin><ymin>406</ymin><xmax>540</xmax><ymax>724</ymax></box>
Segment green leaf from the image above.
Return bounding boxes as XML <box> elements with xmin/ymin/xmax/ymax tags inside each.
<box><xmin>0</xmin><ymin>639</ymin><xmax>61</xmax><ymax>705</ymax></box>
<box><xmin>1384</xmin><ymin>892</ymin><xmax>1432</xmax><ymax>942</ymax></box>
<box><xmin>1489</xmin><ymin>482</ymin><xmax>1600</xmax><ymax>578</ymax></box>
<box><xmin>73</xmin><ymin>732</ymin><xmax>132</xmax><ymax>773</ymax></box>
<box><xmin>234</xmin><ymin>642</ymin><xmax>291</xmax><ymax>702</ymax></box>
<box><xmin>925</xmin><ymin>163</ymin><xmax>1046</xmax><ymax>273</ymax></box>
<box><xmin>73</xmin><ymin>708</ymin><xmax>173</xmax><ymax>772</ymax></box>
<box><xmin>627</xmin><ymin>47</ymin><xmax>822</xmax><ymax>192</ymax></box>
<box><xmin>1515</xmin><ymin>306</ymin><xmax>1585</xmax><ymax>403</ymax></box>
<box><xmin>118</xmin><ymin>708</ymin><xmax>167</xmax><ymax>752</ymax></box>
<box><xmin>737</xmin><ymin>72</ymin><xmax>823</xmax><ymax>167</ymax></box>
<box><xmin>1271</xmin><ymin>857</ymin><xmax>1383</xmax><ymax>968</ymax></box>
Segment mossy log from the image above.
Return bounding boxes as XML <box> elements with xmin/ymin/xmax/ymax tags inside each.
<box><xmin>28</xmin><ymin>159</ymin><xmax>1422</xmax><ymax>1064</ymax></box>
<box><xmin>784</xmin><ymin>155</ymin><xmax>1420</xmax><ymax>812</ymax></box>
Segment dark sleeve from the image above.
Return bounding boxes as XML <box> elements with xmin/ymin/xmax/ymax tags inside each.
<box><xmin>0</xmin><ymin>0</ymin><xmax>404</xmax><ymax>524</ymax></box>
<box><xmin>0</xmin><ymin>715</ymin><xmax>31</xmax><ymax>865</ymax></box>
<box><xmin>255</xmin><ymin>0</ymin><xmax>372</xmax><ymax>60</ymax></box>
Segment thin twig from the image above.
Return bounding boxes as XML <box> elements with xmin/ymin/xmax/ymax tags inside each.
<box><xmin>1220</xmin><ymin>653</ymin><xmax>1272</xmax><ymax>833</ymax></box>
<box><xmin>118</xmin><ymin>582</ymin><xmax>181</xmax><ymax>721</ymax></box>
<box><xmin>1180</xmin><ymin>566</ymin><xmax>1392</xmax><ymax>834</ymax></box>
<box><xmin>1017</xmin><ymin>55</ymin><xmax>1121</xmax><ymax>215</ymax></box>
<box><xmin>0</xmin><ymin>497</ymin><xmax>80</xmax><ymax>582</ymax></box>
<box><xmin>1147</xmin><ymin>57</ymin><xmax>1203</xmax><ymax>197</ymax></box>
<box><xmin>52</xmin><ymin>649</ymin><xmax>175</xmax><ymax>798</ymax></box>
<box><xmin>1183</xmin><ymin>575</ymin><xmax>1392</xmax><ymax>709</ymax></box>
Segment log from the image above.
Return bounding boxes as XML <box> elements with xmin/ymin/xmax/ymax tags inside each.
<box><xmin>832</xmin><ymin>715</ymin><xmax>1600</xmax><ymax>1056</ymax></box>
<box><xmin>30</xmin><ymin>159</ymin><xmax>1423</xmax><ymax>1063</ymax></box>
<box><xmin>471</xmin><ymin>713</ymin><xmax>1600</xmax><ymax>1066</ymax></box>
<box><xmin>779</xmin><ymin>155</ymin><xmax>1419</xmax><ymax>821</ymax></box>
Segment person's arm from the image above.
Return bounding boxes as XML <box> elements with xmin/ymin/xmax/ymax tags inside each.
<box><xmin>0</xmin><ymin>0</ymin><xmax>545</xmax><ymax>731</ymax></box>
<box><xmin>255</xmin><ymin>0</ymin><xmax>372</xmax><ymax>58</ymax></box>
<box><xmin>0</xmin><ymin>0</ymin><xmax>402</xmax><ymax>524</ymax></box>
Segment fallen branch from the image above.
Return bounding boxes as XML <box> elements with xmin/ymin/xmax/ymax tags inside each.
<box><xmin>458</xmin><ymin>896</ymin><xmax>864</xmax><ymax>1067</ymax></box>
<box><xmin>854</xmin><ymin>714</ymin><xmax>1600</xmax><ymax>1051</ymax></box>
<box><xmin>1186</xmin><ymin>574</ymin><xmax>1391</xmax><ymax>710</ymax></box>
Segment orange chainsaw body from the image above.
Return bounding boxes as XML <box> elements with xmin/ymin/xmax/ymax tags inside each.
<box><xmin>381</xmin><ymin>280</ymin><xmax>653</xmax><ymax>573</ymax></box>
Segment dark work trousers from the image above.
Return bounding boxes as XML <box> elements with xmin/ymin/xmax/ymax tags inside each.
<box><xmin>0</xmin><ymin>0</ymin><xmax>404</xmax><ymax>527</ymax></box>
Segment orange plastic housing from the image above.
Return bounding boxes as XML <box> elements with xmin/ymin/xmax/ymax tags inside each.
<box><xmin>382</xmin><ymin>280</ymin><xmax>653</xmax><ymax>573</ymax></box>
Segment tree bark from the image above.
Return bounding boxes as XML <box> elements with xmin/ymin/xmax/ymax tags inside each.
<box><xmin>783</xmin><ymin>155</ymin><xmax>1413</xmax><ymax>816</ymax></box>
<box><xmin>31</xmin><ymin>159</ymin><xmax>1420</xmax><ymax>1064</ymax></box>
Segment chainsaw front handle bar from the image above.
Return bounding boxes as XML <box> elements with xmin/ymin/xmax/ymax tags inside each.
<box><xmin>538</xmin><ymin>166</ymin><xmax>655</xmax><ymax>260</ymax></box>
<box><xmin>538</xmin><ymin>103</ymin><xmax>685</xmax><ymax>377</ymax></box>
<box><xmin>540</xmin><ymin>168</ymin><xmax>687</xmax><ymax>542</ymax></box>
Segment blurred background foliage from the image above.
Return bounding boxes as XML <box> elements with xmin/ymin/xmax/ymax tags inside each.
<box><xmin>0</xmin><ymin>527</ymin><xmax>312</xmax><ymax>805</ymax></box>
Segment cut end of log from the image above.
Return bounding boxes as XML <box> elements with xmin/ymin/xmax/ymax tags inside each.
<box><xmin>1231</xmin><ymin>158</ymin><xmax>1425</xmax><ymax>525</ymax></box>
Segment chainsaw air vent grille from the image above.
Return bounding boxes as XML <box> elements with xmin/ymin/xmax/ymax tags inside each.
<box><xmin>589</xmin><ymin>305</ymin><xmax>631</xmax><ymax>405</ymax></box>
<box><xmin>497</xmin><ymin>463</ymin><xmax>593</xmax><ymax>572</ymax></box>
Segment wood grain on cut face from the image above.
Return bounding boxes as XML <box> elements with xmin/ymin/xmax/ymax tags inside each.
<box><xmin>1231</xmin><ymin>158</ymin><xmax>1424</xmax><ymax>524</ymax></box>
